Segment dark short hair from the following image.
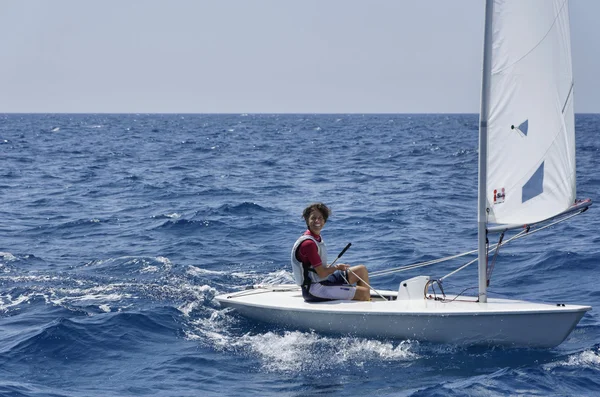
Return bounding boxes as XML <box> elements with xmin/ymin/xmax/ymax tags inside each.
<box><xmin>302</xmin><ymin>202</ymin><xmax>330</xmax><ymax>224</ymax></box>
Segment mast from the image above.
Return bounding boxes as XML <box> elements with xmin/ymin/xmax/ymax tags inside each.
<box><xmin>477</xmin><ymin>0</ymin><xmax>494</xmax><ymax>303</ymax></box>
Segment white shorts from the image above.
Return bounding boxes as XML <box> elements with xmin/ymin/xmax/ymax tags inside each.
<box><xmin>308</xmin><ymin>282</ymin><xmax>356</xmax><ymax>301</ymax></box>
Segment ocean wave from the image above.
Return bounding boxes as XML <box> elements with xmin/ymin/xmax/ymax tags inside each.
<box><xmin>154</xmin><ymin>218</ymin><xmax>226</xmax><ymax>231</ymax></box>
<box><xmin>186</xmin><ymin>266</ymin><xmax>256</xmax><ymax>280</ymax></box>
<box><xmin>50</xmin><ymin>288</ymin><xmax>133</xmax><ymax>312</ymax></box>
<box><xmin>32</xmin><ymin>218</ymin><xmax>105</xmax><ymax>235</ymax></box>
<box><xmin>79</xmin><ymin>256</ymin><xmax>173</xmax><ymax>275</ymax></box>
<box><xmin>151</xmin><ymin>212</ymin><xmax>182</xmax><ymax>220</ymax></box>
<box><xmin>3</xmin><ymin>317</ymin><xmax>95</xmax><ymax>360</ymax></box>
<box><xmin>0</xmin><ymin>382</ymin><xmax>72</xmax><ymax>397</ymax></box>
<box><xmin>3</xmin><ymin>310</ymin><xmax>180</xmax><ymax>362</ymax></box>
<box><xmin>212</xmin><ymin>202</ymin><xmax>274</xmax><ymax>216</ymax></box>
<box><xmin>543</xmin><ymin>346</ymin><xmax>600</xmax><ymax>370</ymax></box>
<box><xmin>177</xmin><ymin>284</ymin><xmax>218</xmax><ymax>316</ymax></box>
<box><xmin>257</xmin><ymin>269</ymin><xmax>295</xmax><ymax>285</ymax></box>
<box><xmin>0</xmin><ymin>290</ymin><xmax>36</xmax><ymax>312</ymax></box>
<box><xmin>0</xmin><ymin>251</ymin><xmax>17</xmax><ymax>263</ymax></box>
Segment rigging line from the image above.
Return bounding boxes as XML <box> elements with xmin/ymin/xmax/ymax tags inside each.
<box><xmin>373</xmin><ymin>208</ymin><xmax>585</xmax><ymax>279</ymax></box>
<box><xmin>487</xmin><ymin>231</ymin><xmax>506</xmax><ymax>285</ymax></box>
<box><xmin>347</xmin><ymin>269</ymin><xmax>389</xmax><ymax>301</ymax></box>
<box><xmin>440</xmin><ymin>229</ymin><xmax>528</xmax><ymax>281</ymax></box>
<box><xmin>370</xmin><ymin>244</ymin><xmax>502</xmax><ymax>278</ymax></box>
<box><xmin>502</xmin><ymin>209</ymin><xmax>584</xmax><ymax>243</ymax></box>
<box><xmin>370</xmin><ymin>250</ymin><xmax>478</xmax><ymax>278</ymax></box>
<box><xmin>439</xmin><ymin>286</ymin><xmax>479</xmax><ymax>303</ymax></box>
<box><xmin>439</xmin><ymin>209</ymin><xmax>584</xmax><ymax>282</ymax></box>
<box><xmin>425</xmin><ymin>279</ymin><xmax>444</xmax><ymax>301</ymax></box>
<box><xmin>439</xmin><ymin>257</ymin><xmax>478</xmax><ymax>281</ymax></box>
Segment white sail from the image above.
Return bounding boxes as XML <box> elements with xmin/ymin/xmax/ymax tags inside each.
<box><xmin>486</xmin><ymin>0</ymin><xmax>576</xmax><ymax>225</ymax></box>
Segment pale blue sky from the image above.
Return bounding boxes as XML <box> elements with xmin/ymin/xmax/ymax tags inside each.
<box><xmin>1</xmin><ymin>0</ymin><xmax>599</xmax><ymax>113</ymax></box>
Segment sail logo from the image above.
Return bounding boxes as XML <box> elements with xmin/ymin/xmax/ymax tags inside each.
<box><xmin>522</xmin><ymin>161</ymin><xmax>545</xmax><ymax>203</ymax></box>
<box><xmin>511</xmin><ymin>120</ymin><xmax>528</xmax><ymax>137</ymax></box>
<box><xmin>493</xmin><ymin>188</ymin><xmax>505</xmax><ymax>204</ymax></box>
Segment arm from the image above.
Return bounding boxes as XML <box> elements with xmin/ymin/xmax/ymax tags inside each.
<box><xmin>298</xmin><ymin>240</ymin><xmax>350</xmax><ymax>278</ymax></box>
<box><xmin>313</xmin><ymin>262</ymin><xmax>350</xmax><ymax>278</ymax></box>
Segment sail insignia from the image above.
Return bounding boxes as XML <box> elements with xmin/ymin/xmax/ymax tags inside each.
<box><xmin>522</xmin><ymin>161</ymin><xmax>544</xmax><ymax>202</ymax></box>
<box><xmin>510</xmin><ymin>119</ymin><xmax>528</xmax><ymax>137</ymax></box>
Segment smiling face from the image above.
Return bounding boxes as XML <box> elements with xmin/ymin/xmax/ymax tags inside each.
<box><xmin>302</xmin><ymin>202</ymin><xmax>330</xmax><ymax>236</ymax></box>
<box><xmin>307</xmin><ymin>209</ymin><xmax>326</xmax><ymax>235</ymax></box>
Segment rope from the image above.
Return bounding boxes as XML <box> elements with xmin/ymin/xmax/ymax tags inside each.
<box><xmin>437</xmin><ymin>286</ymin><xmax>479</xmax><ymax>303</ymax></box>
<box><xmin>441</xmin><ymin>209</ymin><xmax>585</xmax><ymax>281</ymax></box>
<box><xmin>486</xmin><ymin>231</ymin><xmax>505</xmax><ymax>286</ymax></box>
<box><xmin>371</xmin><ymin>208</ymin><xmax>586</xmax><ymax>282</ymax></box>
<box><xmin>439</xmin><ymin>257</ymin><xmax>478</xmax><ymax>281</ymax></box>
<box><xmin>369</xmin><ymin>249</ymin><xmax>480</xmax><ymax>278</ymax></box>
<box><xmin>346</xmin><ymin>269</ymin><xmax>389</xmax><ymax>301</ymax></box>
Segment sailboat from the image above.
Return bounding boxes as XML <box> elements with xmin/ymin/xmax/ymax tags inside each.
<box><xmin>214</xmin><ymin>0</ymin><xmax>592</xmax><ymax>347</ymax></box>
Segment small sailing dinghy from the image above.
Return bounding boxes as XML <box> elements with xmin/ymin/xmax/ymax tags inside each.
<box><xmin>215</xmin><ymin>0</ymin><xmax>592</xmax><ymax>347</ymax></box>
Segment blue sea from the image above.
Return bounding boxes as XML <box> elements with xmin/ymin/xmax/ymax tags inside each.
<box><xmin>1</xmin><ymin>113</ymin><xmax>599</xmax><ymax>396</ymax></box>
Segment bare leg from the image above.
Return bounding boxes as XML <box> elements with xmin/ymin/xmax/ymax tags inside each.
<box><xmin>347</xmin><ymin>265</ymin><xmax>369</xmax><ymax>288</ymax></box>
<box><xmin>352</xmin><ymin>285</ymin><xmax>371</xmax><ymax>301</ymax></box>
<box><xmin>348</xmin><ymin>265</ymin><xmax>370</xmax><ymax>301</ymax></box>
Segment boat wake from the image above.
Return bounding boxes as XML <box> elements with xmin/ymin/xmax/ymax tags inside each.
<box><xmin>186</xmin><ymin>311</ymin><xmax>420</xmax><ymax>373</ymax></box>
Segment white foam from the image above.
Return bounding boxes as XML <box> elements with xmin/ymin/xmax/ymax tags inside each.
<box><xmin>186</xmin><ymin>266</ymin><xmax>255</xmax><ymax>279</ymax></box>
<box><xmin>230</xmin><ymin>271</ymin><xmax>255</xmax><ymax>278</ymax></box>
<box><xmin>236</xmin><ymin>331</ymin><xmax>319</xmax><ymax>372</ymax></box>
<box><xmin>0</xmin><ymin>293</ymin><xmax>33</xmax><ymax>312</ymax></box>
<box><xmin>334</xmin><ymin>338</ymin><xmax>418</xmax><ymax>361</ymax></box>
<box><xmin>52</xmin><ymin>292</ymin><xmax>130</xmax><ymax>307</ymax></box>
<box><xmin>0</xmin><ymin>275</ymin><xmax>61</xmax><ymax>283</ymax></box>
<box><xmin>0</xmin><ymin>252</ymin><xmax>17</xmax><ymax>262</ymax></box>
<box><xmin>155</xmin><ymin>256</ymin><xmax>173</xmax><ymax>271</ymax></box>
<box><xmin>186</xmin><ymin>266</ymin><xmax>226</xmax><ymax>276</ymax></box>
<box><xmin>176</xmin><ymin>284</ymin><xmax>218</xmax><ymax>316</ymax></box>
<box><xmin>236</xmin><ymin>332</ymin><xmax>418</xmax><ymax>372</ymax></box>
<box><xmin>544</xmin><ymin>348</ymin><xmax>600</xmax><ymax>370</ymax></box>
<box><xmin>185</xmin><ymin>307</ymin><xmax>237</xmax><ymax>344</ymax></box>
<box><xmin>259</xmin><ymin>270</ymin><xmax>295</xmax><ymax>285</ymax></box>
<box><xmin>178</xmin><ymin>301</ymin><xmax>199</xmax><ymax>317</ymax></box>
<box><xmin>186</xmin><ymin>307</ymin><xmax>419</xmax><ymax>373</ymax></box>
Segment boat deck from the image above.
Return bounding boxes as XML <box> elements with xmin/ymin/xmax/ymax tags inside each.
<box><xmin>215</xmin><ymin>284</ymin><xmax>591</xmax><ymax>316</ymax></box>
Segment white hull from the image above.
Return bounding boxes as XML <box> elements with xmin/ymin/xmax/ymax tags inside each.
<box><xmin>215</xmin><ymin>285</ymin><xmax>590</xmax><ymax>348</ymax></box>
